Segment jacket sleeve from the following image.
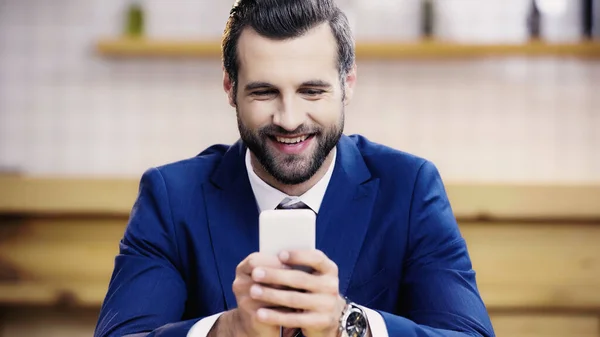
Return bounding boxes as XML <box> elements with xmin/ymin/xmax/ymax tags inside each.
<box><xmin>377</xmin><ymin>161</ymin><xmax>495</xmax><ymax>337</ymax></box>
<box><xmin>94</xmin><ymin>167</ymin><xmax>203</xmax><ymax>337</ymax></box>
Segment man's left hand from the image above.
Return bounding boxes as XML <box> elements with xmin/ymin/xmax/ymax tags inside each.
<box><xmin>249</xmin><ymin>249</ymin><xmax>346</xmax><ymax>337</ymax></box>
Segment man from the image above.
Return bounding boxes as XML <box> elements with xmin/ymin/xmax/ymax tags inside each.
<box><xmin>95</xmin><ymin>0</ymin><xmax>495</xmax><ymax>336</ymax></box>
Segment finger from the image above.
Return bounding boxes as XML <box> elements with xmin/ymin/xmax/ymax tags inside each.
<box><xmin>256</xmin><ymin>307</ymin><xmax>335</xmax><ymax>331</ymax></box>
<box><xmin>232</xmin><ymin>273</ymin><xmax>254</xmax><ymax>295</ymax></box>
<box><xmin>251</xmin><ymin>267</ymin><xmax>338</xmax><ymax>294</ymax></box>
<box><xmin>237</xmin><ymin>252</ymin><xmax>288</xmax><ymax>276</ymax></box>
<box><xmin>249</xmin><ymin>284</ymin><xmax>334</xmax><ymax>311</ymax></box>
<box><xmin>233</xmin><ymin>276</ymin><xmax>284</xmax><ymax>305</ymax></box>
<box><xmin>235</xmin><ymin>282</ymin><xmax>288</xmax><ymax>316</ymax></box>
<box><xmin>279</xmin><ymin>250</ymin><xmax>338</xmax><ymax>275</ymax></box>
<box><xmin>233</xmin><ymin>273</ymin><xmax>291</xmax><ymax>308</ymax></box>
<box><xmin>236</xmin><ymin>293</ymin><xmax>273</xmax><ymax>310</ymax></box>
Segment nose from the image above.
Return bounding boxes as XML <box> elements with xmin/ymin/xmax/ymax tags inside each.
<box><xmin>272</xmin><ymin>95</ymin><xmax>306</xmax><ymax>132</ymax></box>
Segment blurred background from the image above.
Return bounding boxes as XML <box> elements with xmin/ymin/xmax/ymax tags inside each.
<box><xmin>0</xmin><ymin>0</ymin><xmax>599</xmax><ymax>336</ymax></box>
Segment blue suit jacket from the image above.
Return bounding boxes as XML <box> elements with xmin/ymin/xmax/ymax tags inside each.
<box><xmin>95</xmin><ymin>134</ymin><xmax>495</xmax><ymax>337</ymax></box>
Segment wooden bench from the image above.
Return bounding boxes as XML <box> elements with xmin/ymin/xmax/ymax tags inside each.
<box><xmin>1</xmin><ymin>175</ymin><xmax>599</xmax><ymax>336</ymax></box>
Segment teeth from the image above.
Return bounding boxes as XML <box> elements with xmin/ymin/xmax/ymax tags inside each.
<box><xmin>276</xmin><ymin>135</ymin><xmax>309</xmax><ymax>144</ymax></box>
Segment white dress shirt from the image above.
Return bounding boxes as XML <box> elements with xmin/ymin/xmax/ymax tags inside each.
<box><xmin>188</xmin><ymin>149</ymin><xmax>389</xmax><ymax>337</ymax></box>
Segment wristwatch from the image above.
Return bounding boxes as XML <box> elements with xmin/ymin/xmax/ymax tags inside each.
<box><xmin>338</xmin><ymin>297</ymin><xmax>368</xmax><ymax>337</ymax></box>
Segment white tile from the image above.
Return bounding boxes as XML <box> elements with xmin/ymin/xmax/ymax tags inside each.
<box><xmin>435</xmin><ymin>0</ymin><xmax>530</xmax><ymax>43</ymax></box>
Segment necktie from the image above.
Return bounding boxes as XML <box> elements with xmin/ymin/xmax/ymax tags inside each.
<box><xmin>281</xmin><ymin>327</ymin><xmax>302</xmax><ymax>337</ymax></box>
<box><xmin>276</xmin><ymin>200</ymin><xmax>310</xmax><ymax>210</ymax></box>
<box><xmin>276</xmin><ymin>200</ymin><xmax>309</xmax><ymax>337</ymax></box>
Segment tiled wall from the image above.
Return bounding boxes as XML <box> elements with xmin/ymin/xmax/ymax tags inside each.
<box><xmin>0</xmin><ymin>0</ymin><xmax>598</xmax><ymax>184</ymax></box>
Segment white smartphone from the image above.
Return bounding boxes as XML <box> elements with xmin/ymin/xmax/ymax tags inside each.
<box><xmin>259</xmin><ymin>209</ymin><xmax>316</xmax><ymax>271</ymax></box>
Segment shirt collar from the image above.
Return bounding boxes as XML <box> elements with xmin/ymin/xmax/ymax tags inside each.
<box><xmin>245</xmin><ymin>148</ymin><xmax>336</xmax><ymax>213</ymax></box>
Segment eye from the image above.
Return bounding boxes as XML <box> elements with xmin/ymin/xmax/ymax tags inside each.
<box><xmin>251</xmin><ymin>89</ymin><xmax>277</xmax><ymax>97</ymax></box>
<box><xmin>301</xmin><ymin>88</ymin><xmax>326</xmax><ymax>96</ymax></box>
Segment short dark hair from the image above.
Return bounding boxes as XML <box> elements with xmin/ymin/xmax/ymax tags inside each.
<box><xmin>222</xmin><ymin>0</ymin><xmax>355</xmax><ymax>94</ymax></box>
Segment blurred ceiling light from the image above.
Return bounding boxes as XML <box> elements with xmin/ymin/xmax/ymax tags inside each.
<box><xmin>535</xmin><ymin>0</ymin><xmax>568</xmax><ymax>16</ymax></box>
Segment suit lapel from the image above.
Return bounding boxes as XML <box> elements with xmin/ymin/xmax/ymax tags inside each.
<box><xmin>204</xmin><ymin>140</ymin><xmax>259</xmax><ymax>310</ymax></box>
<box><xmin>316</xmin><ymin>136</ymin><xmax>379</xmax><ymax>296</ymax></box>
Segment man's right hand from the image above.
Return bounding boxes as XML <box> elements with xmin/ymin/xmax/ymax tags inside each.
<box><xmin>209</xmin><ymin>252</ymin><xmax>287</xmax><ymax>337</ymax></box>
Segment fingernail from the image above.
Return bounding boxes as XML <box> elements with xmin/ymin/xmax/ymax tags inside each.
<box><xmin>250</xmin><ymin>285</ymin><xmax>263</xmax><ymax>297</ymax></box>
<box><xmin>253</xmin><ymin>268</ymin><xmax>265</xmax><ymax>279</ymax></box>
<box><xmin>257</xmin><ymin>308</ymin><xmax>268</xmax><ymax>319</ymax></box>
<box><xmin>279</xmin><ymin>251</ymin><xmax>289</xmax><ymax>261</ymax></box>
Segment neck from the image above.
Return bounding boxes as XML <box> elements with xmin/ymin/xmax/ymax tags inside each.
<box><xmin>250</xmin><ymin>151</ymin><xmax>335</xmax><ymax>196</ymax></box>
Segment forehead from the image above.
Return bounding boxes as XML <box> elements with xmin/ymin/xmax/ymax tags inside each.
<box><xmin>236</xmin><ymin>23</ymin><xmax>339</xmax><ymax>84</ymax></box>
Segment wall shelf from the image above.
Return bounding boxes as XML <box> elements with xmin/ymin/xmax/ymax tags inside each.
<box><xmin>2</xmin><ymin>175</ymin><xmax>600</xmax><ymax>220</ymax></box>
<box><xmin>1</xmin><ymin>176</ymin><xmax>600</xmax><ymax>311</ymax></box>
<box><xmin>95</xmin><ymin>38</ymin><xmax>600</xmax><ymax>59</ymax></box>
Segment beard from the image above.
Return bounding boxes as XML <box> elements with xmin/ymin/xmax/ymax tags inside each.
<box><xmin>237</xmin><ymin>110</ymin><xmax>344</xmax><ymax>186</ymax></box>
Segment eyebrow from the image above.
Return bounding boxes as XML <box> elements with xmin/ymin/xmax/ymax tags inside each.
<box><xmin>244</xmin><ymin>80</ymin><xmax>333</xmax><ymax>92</ymax></box>
<box><xmin>301</xmin><ymin>80</ymin><xmax>333</xmax><ymax>88</ymax></box>
<box><xmin>244</xmin><ymin>82</ymin><xmax>273</xmax><ymax>91</ymax></box>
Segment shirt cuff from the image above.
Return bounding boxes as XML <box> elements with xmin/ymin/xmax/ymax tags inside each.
<box><xmin>358</xmin><ymin>305</ymin><xmax>389</xmax><ymax>337</ymax></box>
<box><xmin>187</xmin><ymin>307</ymin><xmax>387</xmax><ymax>337</ymax></box>
<box><xmin>186</xmin><ymin>312</ymin><xmax>224</xmax><ymax>337</ymax></box>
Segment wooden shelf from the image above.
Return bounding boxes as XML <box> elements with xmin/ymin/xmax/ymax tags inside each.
<box><xmin>0</xmin><ymin>175</ymin><xmax>139</xmax><ymax>216</ymax></box>
<box><xmin>1</xmin><ymin>175</ymin><xmax>599</xmax><ymax>220</ymax></box>
<box><xmin>1</xmin><ymin>176</ymin><xmax>599</xmax><ymax>310</ymax></box>
<box><xmin>1</xmin><ymin>219</ymin><xmax>600</xmax><ymax>309</ymax></box>
<box><xmin>96</xmin><ymin>38</ymin><xmax>600</xmax><ymax>59</ymax></box>
<box><xmin>0</xmin><ymin>282</ymin><xmax>108</xmax><ymax>308</ymax></box>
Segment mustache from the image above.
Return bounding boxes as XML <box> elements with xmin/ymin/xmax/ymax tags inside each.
<box><xmin>258</xmin><ymin>124</ymin><xmax>320</xmax><ymax>137</ymax></box>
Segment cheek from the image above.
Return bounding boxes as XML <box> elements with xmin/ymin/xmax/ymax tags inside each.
<box><xmin>238</xmin><ymin>101</ymin><xmax>275</xmax><ymax>128</ymax></box>
<box><xmin>308</xmin><ymin>100</ymin><xmax>343</xmax><ymax>126</ymax></box>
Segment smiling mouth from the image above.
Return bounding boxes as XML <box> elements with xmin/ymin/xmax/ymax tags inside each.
<box><xmin>270</xmin><ymin>134</ymin><xmax>315</xmax><ymax>144</ymax></box>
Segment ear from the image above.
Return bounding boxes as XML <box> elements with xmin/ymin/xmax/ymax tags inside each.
<box><xmin>343</xmin><ymin>63</ymin><xmax>357</xmax><ymax>106</ymax></box>
<box><xmin>222</xmin><ymin>68</ymin><xmax>236</xmax><ymax>108</ymax></box>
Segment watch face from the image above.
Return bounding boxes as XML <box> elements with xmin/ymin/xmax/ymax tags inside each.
<box><xmin>346</xmin><ymin>310</ymin><xmax>367</xmax><ymax>337</ymax></box>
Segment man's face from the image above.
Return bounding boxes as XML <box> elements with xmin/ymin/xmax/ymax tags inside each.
<box><xmin>225</xmin><ymin>23</ymin><xmax>356</xmax><ymax>185</ymax></box>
